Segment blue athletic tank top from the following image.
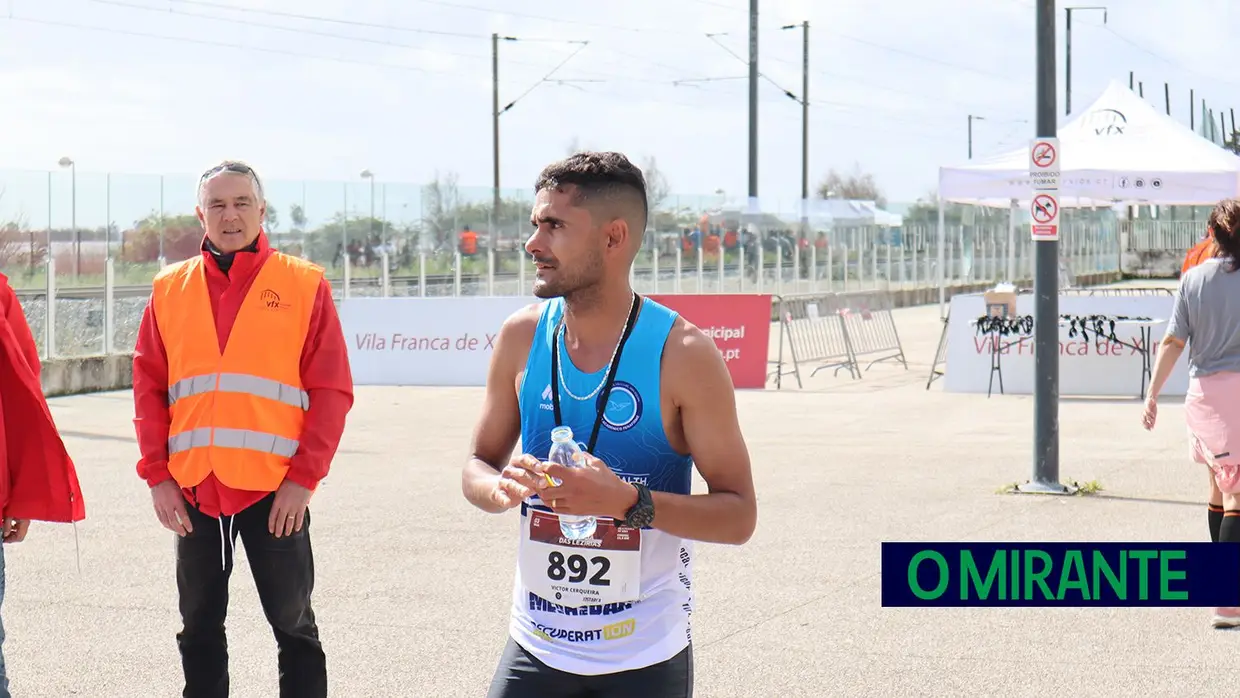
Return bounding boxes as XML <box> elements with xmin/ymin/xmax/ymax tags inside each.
<box><xmin>508</xmin><ymin>296</ymin><xmax>696</xmax><ymax>676</ymax></box>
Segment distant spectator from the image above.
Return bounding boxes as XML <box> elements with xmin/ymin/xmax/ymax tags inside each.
<box><xmin>459</xmin><ymin>226</ymin><xmax>478</xmax><ymax>257</ymax></box>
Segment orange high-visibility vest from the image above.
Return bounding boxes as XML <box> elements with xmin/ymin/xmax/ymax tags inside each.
<box><xmin>151</xmin><ymin>253</ymin><xmax>323</xmax><ymax>492</ymax></box>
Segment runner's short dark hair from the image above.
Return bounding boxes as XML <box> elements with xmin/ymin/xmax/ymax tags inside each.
<box><xmin>535</xmin><ymin>152</ymin><xmax>648</xmax><ymax>233</ymax></box>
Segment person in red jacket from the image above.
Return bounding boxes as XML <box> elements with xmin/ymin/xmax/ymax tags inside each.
<box><xmin>1183</xmin><ymin>227</ymin><xmax>1218</xmax><ymax>275</ymax></box>
<box><xmin>132</xmin><ymin>160</ymin><xmax>353</xmax><ymax>698</ymax></box>
<box><xmin>0</xmin><ymin>271</ymin><xmax>86</xmax><ymax>697</ymax></box>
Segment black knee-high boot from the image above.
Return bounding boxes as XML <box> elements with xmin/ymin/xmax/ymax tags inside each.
<box><xmin>1211</xmin><ymin>504</ymin><xmax>1225</xmax><ymax>542</ymax></box>
<box><xmin>1220</xmin><ymin>511</ymin><xmax>1240</xmax><ymax>543</ymax></box>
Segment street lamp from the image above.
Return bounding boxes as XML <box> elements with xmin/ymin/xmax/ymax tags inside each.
<box><xmin>361</xmin><ymin>169</ymin><xmax>377</xmax><ymax>248</ymax></box>
<box><xmin>57</xmin><ymin>157</ymin><xmax>78</xmax><ymax>279</ymax></box>
<box><xmin>780</xmin><ymin>21</ymin><xmax>809</xmax><ymax>233</ymax></box>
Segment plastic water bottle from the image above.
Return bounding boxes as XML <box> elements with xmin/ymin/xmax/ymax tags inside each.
<box><xmin>547</xmin><ymin>426</ymin><xmax>598</xmax><ymax>540</ymax></box>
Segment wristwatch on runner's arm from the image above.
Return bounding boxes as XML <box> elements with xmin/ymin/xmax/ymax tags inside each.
<box><xmin>622</xmin><ymin>483</ymin><xmax>655</xmax><ymax>529</ymax></box>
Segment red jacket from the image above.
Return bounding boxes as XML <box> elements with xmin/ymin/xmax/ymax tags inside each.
<box><xmin>1183</xmin><ymin>233</ymin><xmax>1218</xmax><ymax>275</ymax></box>
<box><xmin>0</xmin><ymin>273</ymin><xmax>85</xmax><ymax>523</ymax></box>
<box><xmin>132</xmin><ymin>233</ymin><xmax>354</xmax><ymax>518</ymax></box>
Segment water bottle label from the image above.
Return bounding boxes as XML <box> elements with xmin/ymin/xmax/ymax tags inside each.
<box><xmin>518</xmin><ymin>509</ymin><xmax>643</xmax><ymax>607</ymax></box>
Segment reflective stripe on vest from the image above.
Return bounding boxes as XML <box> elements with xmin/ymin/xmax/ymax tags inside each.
<box><xmin>168</xmin><ymin>427</ymin><xmax>300</xmax><ymax>459</ymax></box>
<box><xmin>167</xmin><ymin>372</ymin><xmax>310</xmax><ymax>410</ymax></box>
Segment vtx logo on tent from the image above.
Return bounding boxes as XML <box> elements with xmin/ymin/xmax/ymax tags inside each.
<box><xmin>1085</xmin><ymin>108</ymin><xmax>1127</xmax><ymax>136</ymax></box>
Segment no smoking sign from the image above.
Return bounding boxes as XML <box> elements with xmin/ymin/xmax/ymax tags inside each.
<box><xmin>1030</xmin><ymin>192</ymin><xmax>1059</xmax><ymax>241</ymax></box>
<box><xmin>1028</xmin><ymin>137</ymin><xmax>1060</xmax><ymax>190</ymax></box>
<box><xmin>1031</xmin><ymin>142</ymin><xmax>1056</xmax><ymax>168</ymax></box>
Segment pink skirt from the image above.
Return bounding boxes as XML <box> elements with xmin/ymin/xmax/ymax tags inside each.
<box><xmin>1186</xmin><ymin>371</ymin><xmax>1240</xmax><ymax>494</ymax></box>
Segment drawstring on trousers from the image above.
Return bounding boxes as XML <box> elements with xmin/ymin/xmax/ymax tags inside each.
<box><xmin>217</xmin><ymin>514</ymin><xmax>235</xmax><ymax>571</ymax></box>
<box><xmin>72</xmin><ymin>520</ymin><xmax>81</xmax><ymax>575</ymax></box>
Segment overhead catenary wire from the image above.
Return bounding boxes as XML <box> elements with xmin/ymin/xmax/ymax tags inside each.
<box><xmin>158</xmin><ymin>0</ymin><xmax>1239</xmax><ymax>102</ymax></box>
<box><xmin>1096</xmin><ymin>22</ymin><xmax>1240</xmax><ymax>93</ymax></box>
<box><xmin>123</xmin><ymin>0</ymin><xmax>1030</xmax><ymax>120</ymax></box>
<box><xmin>672</xmin><ymin>76</ymin><xmax>747</xmax><ymax>88</ymax></box>
<box><xmin>371</xmin><ymin>0</ymin><xmax>690</xmax><ymax>36</ymax></box>
<box><xmin>499</xmin><ymin>40</ymin><xmax>591</xmax><ymax>115</ymax></box>
<box><xmin>2</xmin><ymin>8</ymin><xmax>1026</xmax><ymax>131</ymax></box>
<box><xmin>750</xmin><ymin>40</ymin><xmax>1022</xmax><ymax>117</ymax></box>
<box><xmin>170</xmin><ymin>0</ymin><xmax>1044</xmax><ymax>86</ymax></box>
<box><xmin>683</xmin><ymin>0</ymin><xmax>746</xmax><ymax>11</ymax></box>
<box><xmin>13</xmin><ymin>4</ymin><xmax>1001</xmax><ymax>125</ymax></box>
<box><xmin>1063</xmin><ymin>15</ymin><xmax>1240</xmax><ymax>119</ymax></box>
<box><xmin>3</xmin><ymin>0</ymin><xmax>1070</xmax><ymax>142</ymax></box>
<box><xmin>85</xmin><ymin>0</ymin><xmax>559</xmax><ymax>67</ymax></box>
<box><xmin>705</xmin><ymin>32</ymin><xmax>801</xmax><ymax>103</ymax></box>
<box><xmin>95</xmin><ymin>0</ymin><xmax>729</xmax><ymax>86</ymax></box>
<box><xmin>583</xmin><ymin>45</ymin><xmax>714</xmax><ymax>82</ymax></box>
<box><xmin>78</xmin><ymin>0</ymin><xmax>747</xmax><ymax>92</ymax></box>
<box><xmin>0</xmin><ymin>19</ymin><xmax>1003</xmax><ymax>133</ymax></box>
<box><xmin>161</xmin><ymin>0</ymin><xmax>564</xmax><ymax>42</ymax></box>
<box><xmin>710</xmin><ymin>27</ymin><xmax>1015</xmax><ymax>84</ymax></box>
<box><xmin>3</xmin><ymin>15</ymin><xmax>443</xmax><ymax>73</ymax></box>
<box><xmin>654</xmin><ymin>92</ymin><xmax>967</xmax><ymax>149</ymax></box>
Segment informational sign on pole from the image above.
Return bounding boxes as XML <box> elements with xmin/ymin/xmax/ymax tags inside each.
<box><xmin>1030</xmin><ymin>192</ymin><xmax>1059</xmax><ymax>240</ymax></box>
<box><xmin>1028</xmin><ymin>138</ymin><xmax>1059</xmax><ymax>187</ymax></box>
<box><xmin>1028</xmin><ymin>136</ymin><xmax>1060</xmax><ymax>241</ymax></box>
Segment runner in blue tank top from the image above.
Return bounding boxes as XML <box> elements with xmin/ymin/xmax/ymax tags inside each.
<box><xmin>461</xmin><ymin>152</ymin><xmax>757</xmax><ymax>698</ymax></box>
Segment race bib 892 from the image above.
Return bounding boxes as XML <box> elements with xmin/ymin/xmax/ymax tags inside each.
<box><xmin>519</xmin><ymin>510</ymin><xmax>642</xmax><ymax>607</ymax></box>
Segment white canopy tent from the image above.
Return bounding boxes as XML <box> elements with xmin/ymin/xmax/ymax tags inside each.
<box><xmin>932</xmin><ymin>79</ymin><xmax>1240</xmax><ymax>312</ymax></box>
<box><xmin>940</xmin><ymin>79</ymin><xmax>1240</xmax><ymax>206</ymax></box>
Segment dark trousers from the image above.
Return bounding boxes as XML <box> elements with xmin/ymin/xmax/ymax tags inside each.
<box><xmin>487</xmin><ymin>638</ymin><xmax>693</xmax><ymax>698</ymax></box>
<box><xmin>176</xmin><ymin>493</ymin><xmax>325</xmax><ymax>698</ymax></box>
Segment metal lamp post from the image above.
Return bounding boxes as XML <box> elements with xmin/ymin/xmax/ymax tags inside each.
<box><xmin>57</xmin><ymin>157</ymin><xmax>77</xmax><ymax>279</ymax></box>
<box><xmin>361</xmin><ymin>170</ymin><xmax>376</xmax><ymax>246</ymax></box>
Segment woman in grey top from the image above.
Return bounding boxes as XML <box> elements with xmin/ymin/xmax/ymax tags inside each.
<box><xmin>1143</xmin><ymin>197</ymin><xmax>1240</xmax><ymax>629</ymax></box>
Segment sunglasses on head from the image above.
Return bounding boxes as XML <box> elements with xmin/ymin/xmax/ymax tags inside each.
<box><xmin>200</xmin><ymin>161</ymin><xmax>259</xmax><ymax>184</ymax></box>
<box><xmin>199</xmin><ymin>162</ymin><xmax>265</xmax><ymax>203</ymax></box>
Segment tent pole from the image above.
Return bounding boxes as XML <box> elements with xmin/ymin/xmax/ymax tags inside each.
<box><xmin>1007</xmin><ymin>198</ymin><xmax>1018</xmax><ymax>281</ymax></box>
<box><xmin>937</xmin><ymin>195</ymin><xmax>946</xmax><ymax>319</ymax></box>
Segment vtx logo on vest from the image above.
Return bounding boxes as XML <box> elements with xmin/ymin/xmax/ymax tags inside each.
<box><xmin>259</xmin><ymin>289</ymin><xmax>290</xmax><ymax>311</ymax></box>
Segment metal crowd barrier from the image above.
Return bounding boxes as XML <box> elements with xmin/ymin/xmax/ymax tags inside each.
<box><xmin>927</xmin><ymin>314</ymin><xmax>950</xmax><ymax>390</ymax></box>
<box><xmin>768</xmin><ymin>290</ymin><xmax>908</xmax><ymax>389</ymax></box>
<box><xmin>1060</xmin><ymin>287</ymin><xmax>1174</xmax><ymax>297</ymax></box>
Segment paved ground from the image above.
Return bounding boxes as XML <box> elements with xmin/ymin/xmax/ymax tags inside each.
<box><xmin>6</xmin><ymin>279</ymin><xmax>1234</xmax><ymax>698</ymax></box>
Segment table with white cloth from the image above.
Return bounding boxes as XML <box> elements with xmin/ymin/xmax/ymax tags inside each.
<box><xmin>973</xmin><ymin>315</ymin><xmax>1163</xmax><ymax>399</ymax></box>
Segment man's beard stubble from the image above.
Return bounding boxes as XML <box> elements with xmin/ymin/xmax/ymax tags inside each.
<box><xmin>532</xmin><ymin>250</ymin><xmax>604</xmax><ymax>303</ymax></box>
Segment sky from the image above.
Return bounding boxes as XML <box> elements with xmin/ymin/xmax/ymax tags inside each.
<box><xmin>1</xmin><ymin>0</ymin><xmax>1238</xmax><ymax>229</ymax></box>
